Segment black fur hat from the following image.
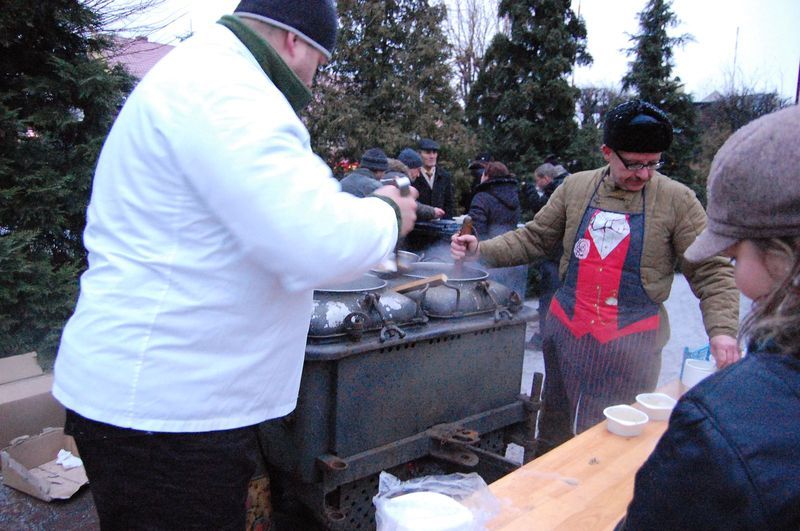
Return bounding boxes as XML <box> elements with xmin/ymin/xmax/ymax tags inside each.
<box><xmin>603</xmin><ymin>100</ymin><xmax>673</xmax><ymax>153</ymax></box>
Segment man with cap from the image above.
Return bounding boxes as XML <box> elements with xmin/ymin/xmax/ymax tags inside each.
<box><xmin>339</xmin><ymin>147</ymin><xmax>389</xmax><ymax>197</ymax></box>
<box><xmin>452</xmin><ymin>100</ymin><xmax>740</xmax><ymax>452</ymax></box>
<box><xmin>415</xmin><ymin>137</ymin><xmax>457</xmax><ymax>218</ymax></box>
<box><xmin>468</xmin><ymin>152</ymin><xmax>493</xmax><ymax>188</ymax></box>
<box><xmin>52</xmin><ymin>1</ymin><xmax>417</xmax><ymax>527</ymax></box>
<box><xmin>395</xmin><ymin>149</ymin><xmax>445</xmax><ymax>219</ymax></box>
<box><xmin>398</xmin><ymin>147</ymin><xmax>424</xmax><ymax>181</ymax></box>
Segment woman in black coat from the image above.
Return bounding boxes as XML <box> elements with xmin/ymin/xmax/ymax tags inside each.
<box><xmin>467</xmin><ymin>162</ymin><xmax>527</xmax><ymax>297</ymax></box>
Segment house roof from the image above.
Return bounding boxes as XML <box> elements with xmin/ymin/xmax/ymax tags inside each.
<box><xmin>107</xmin><ymin>36</ymin><xmax>174</xmax><ymax>79</ymax></box>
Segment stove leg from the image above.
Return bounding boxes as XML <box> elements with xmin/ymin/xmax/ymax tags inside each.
<box><xmin>521</xmin><ymin>371</ymin><xmax>544</xmax><ymax>463</ymax></box>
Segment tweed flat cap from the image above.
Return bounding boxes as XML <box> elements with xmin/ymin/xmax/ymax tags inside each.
<box><xmin>685</xmin><ymin>105</ymin><xmax>800</xmax><ymax>262</ymax></box>
<box><xmin>418</xmin><ymin>138</ymin><xmax>440</xmax><ymax>151</ymax></box>
<box><xmin>397</xmin><ymin>148</ymin><xmax>422</xmax><ymax>169</ymax></box>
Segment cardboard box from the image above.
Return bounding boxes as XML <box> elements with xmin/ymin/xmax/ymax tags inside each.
<box><xmin>0</xmin><ymin>352</ymin><xmax>65</xmax><ymax>447</ymax></box>
<box><xmin>1</xmin><ymin>427</ymin><xmax>88</xmax><ymax>501</ymax></box>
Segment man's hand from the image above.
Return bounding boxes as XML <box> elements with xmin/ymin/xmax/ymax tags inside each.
<box><xmin>373</xmin><ymin>185</ymin><xmax>418</xmax><ymax>236</ymax></box>
<box><xmin>433</xmin><ymin>207</ymin><xmax>445</xmax><ymax>219</ymax></box>
<box><xmin>451</xmin><ymin>233</ymin><xmax>479</xmax><ymax>261</ymax></box>
<box><xmin>709</xmin><ymin>334</ymin><xmax>741</xmax><ymax>369</ymax></box>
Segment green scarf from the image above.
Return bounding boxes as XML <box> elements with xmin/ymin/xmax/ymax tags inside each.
<box><xmin>217</xmin><ymin>15</ymin><xmax>312</xmax><ymax>114</ymax></box>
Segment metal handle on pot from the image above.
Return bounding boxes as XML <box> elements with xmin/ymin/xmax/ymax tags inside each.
<box><xmin>364</xmin><ymin>293</ymin><xmax>406</xmax><ymax>342</ymax></box>
<box><xmin>343</xmin><ymin>311</ymin><xmax>368</xmax><ymax>341</ymax></box>
<box><xmin>477</xmin><ymin>280</ymin><xmax>513</xmax><ymax>321</ymax></box>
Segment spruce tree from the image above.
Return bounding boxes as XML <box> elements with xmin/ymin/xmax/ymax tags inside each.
<box><xmin>565</xmin><ymin>86</ymin><xmax>631</xmax><ymax>172</ymax></box>
<box><xmin>622</xmin><ymin>0</ymin><xmax>698</xmax><ymax>193</ymax></box>
<box><xmin>305</xmin><ymin>0</ymin><xmax>475</xmax><ymax>186</ymax></box>
<box><xmin>0</xmin><ymin>1</ymin><xmax>133</xmax><ymax>363</ymax></box>
<box><xmin>465</xmin><ymin>0</ymin><xmax>590</xmax><ymax>174</ymax></box>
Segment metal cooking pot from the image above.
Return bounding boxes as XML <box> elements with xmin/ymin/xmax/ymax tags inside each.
<box><xmin>402</xmin><ymin>262</ymin><xmax>522</xmax><ymax>319</ymax></box>
<box><xmin>405</xmin><ymin>262</ymin><xmax>488</xmax><ymax>281</ymax></box>
<box><xmin>309</xmin><ymin>275</ymin><xmax>426</xmax><ymax>342</ymax></box>
<box><xmin>369</xmin><ymin>250</ymin><xmax>421</xmax><ymax>278</ymax></box>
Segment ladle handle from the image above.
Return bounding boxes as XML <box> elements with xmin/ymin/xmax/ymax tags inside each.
<box><xmin>454</xmin><ymin>215</ymin><xmax>474</xmax><ymax>277</ymax></box>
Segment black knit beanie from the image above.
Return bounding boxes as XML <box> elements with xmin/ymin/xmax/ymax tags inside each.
<box><xmin>603</xmin><ymin>100</ymin><xmax>673</xmax><ymax>153</ymax></box>
<box><xmin>234</xmin><ymin>0</ymin><xmax>338</xmax><ymax>58</ymax></box>
<box><xmin>360</xmin><ymin>148</ymin><xmax>388</xmax><ymax>172</ymax></box>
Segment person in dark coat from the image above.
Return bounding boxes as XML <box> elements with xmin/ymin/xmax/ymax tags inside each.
<box><xmin>526</xmin><ymin>162</ymin><xmax>567</xmax><ymax>349</ymax></box>
<box><xmin>414</xmin><ymin>138</ymin><xmax>456</xmax><ymax>218</ymax></box>
<box><xmin>462</xmin><ymin>151</ymin><xmax>494</xmax><ymax>212</ymax></box>
<box><xmin>387</xmin><ymin>157</ymin><xmax>444</xmax><ymax>221</ymax></box>
<box><xmin>617</xmin><ymin>105</ymin><xmax>800</xmax><ymax>531</ymax></box>
<box><xmin>340</xmin><ymin>148</ymin><xmax>388</xmax><ymax>197</ymax></box>
<box><xmin>467</xmin><ymin>161</ymin><xmax>527</xmax><ymax>296</ymax></box>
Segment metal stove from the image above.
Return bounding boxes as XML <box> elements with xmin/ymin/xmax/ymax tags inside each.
<box><xmin>260</xmin><ymin>266</ymin><xmax>541</xmax><ymax>529</ymax></box>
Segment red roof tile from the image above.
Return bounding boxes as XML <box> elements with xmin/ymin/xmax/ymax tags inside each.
<box><xmin>107</xmin><ymin>36</ymin><xmax>174</xmax><ymax>79</ymax></box>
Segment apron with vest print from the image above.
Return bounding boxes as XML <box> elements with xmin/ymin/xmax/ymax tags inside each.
<box><xmin>542</xmin><ymin>178</ymin><xmax>662</xmax><ymax>435</ymax></box>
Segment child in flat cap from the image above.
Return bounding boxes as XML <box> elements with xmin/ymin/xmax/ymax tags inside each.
<box><xmin>619</xmin><ymin>105</ymin><xmax>800</xmax><ymax>530</ymax></box>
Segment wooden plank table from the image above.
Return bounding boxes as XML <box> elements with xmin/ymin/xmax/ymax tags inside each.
<box><xmin>487</xmin><ymin>380</ymin><xmax>685</xmax><ymax>530</ymax></box>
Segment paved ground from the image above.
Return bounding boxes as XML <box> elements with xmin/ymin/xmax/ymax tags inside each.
<box><xmin>1</xmin><ymin>273</ymin><xmax>750</xmax><ymax>528</ymax></box>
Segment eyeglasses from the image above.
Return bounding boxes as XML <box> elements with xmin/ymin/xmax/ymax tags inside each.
<box><xmin>612</xmin><ymin>149</ymin><xmax>664</xmax><ymax>171</ymax></box>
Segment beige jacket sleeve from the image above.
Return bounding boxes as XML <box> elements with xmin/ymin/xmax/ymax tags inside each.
<box><xmin>478</xmin><ymin>179</ymin><xmax>569</xmax><ymax>267</ymax></box>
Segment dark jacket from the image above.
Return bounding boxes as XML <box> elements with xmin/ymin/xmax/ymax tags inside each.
<box><xmin>413</xmin><ymin>167</ymin><xmax>456</xmax><ymax>218</ymax></box>
<box><xmin>340</xmin><ymin>167</ymin><xmax>440</xmax><ymax>221</ymax></box>
<box><xmin>618</xmin><ymin>347</ymin><xmax>800</xmax><ymax>530</ymax></box>
<box><xmin>523</xmin><ymin>173</ymin><xmax>566</xmax><ymax>216</ymax></box>
<box><xmin>340</xmin><ymin>167</ymin><xmax>380</xmax><ymax>198</ymax></box>
<box><xmin>467</xmin><ymin>177</ymin><xmax>520</xmax><ymax>240</ymax></box>
<box><xmin>468</xmin><ymin>177</ymin><xmax>527</xmax><ymax>296</ymax></box>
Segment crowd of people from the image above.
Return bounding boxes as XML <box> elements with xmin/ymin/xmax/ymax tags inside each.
<box><xmin>47</xmin><ymin>0</ymin><xmax>797</xmax><ymax>528</ymax></box>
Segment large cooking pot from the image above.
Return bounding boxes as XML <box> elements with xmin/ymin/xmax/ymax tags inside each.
<box><xmin>309</xmin><ymin>274</ymin><xmax>426</xmax><ymax>342</ymax></box>
<box><xmin>369</xmin><ymin>250</ymin><xmax>421</xmax><ymax>278</ymax></box>
<box><xmin>402</xmin><ymin>262</ymin><xmax>522</xmax><ymax>319</ymax></box>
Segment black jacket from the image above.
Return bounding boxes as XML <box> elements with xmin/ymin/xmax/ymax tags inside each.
<box><xmin>618</xmin><ymin>347</ymin><xmax>800</xmax><ymax>530</ymax></box>
<box><xmin>467</xmin><ymin>177</ymin><xmax>520</xmax><ymax>240</ymax></box>
<box><xmin>413</xmin><ymin>167</ymin><xmax>456</xmax><ymax>218</ymax></box>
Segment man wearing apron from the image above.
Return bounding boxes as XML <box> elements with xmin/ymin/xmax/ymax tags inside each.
<box><xmin>451</xmin><ymin>100</ymin><xmax>741</xmax><ymax>452</ymax></box>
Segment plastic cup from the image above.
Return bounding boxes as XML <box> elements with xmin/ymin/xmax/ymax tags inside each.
<box><xmin>681</xmin><ymin>358</ymin><xmax>716</xmax><ymax>388</ymax></box>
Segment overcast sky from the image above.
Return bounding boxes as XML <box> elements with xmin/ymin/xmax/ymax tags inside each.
<box><xmin>138</xmin><ymin>0</ymin><xmax>799</xmax><ymax>102</ymax></box>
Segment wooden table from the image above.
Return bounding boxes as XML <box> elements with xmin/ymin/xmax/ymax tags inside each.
<box><xmin>487</xmin><ymin>380</ymin><xmax>685</xmax><ymax>530</ymax></box>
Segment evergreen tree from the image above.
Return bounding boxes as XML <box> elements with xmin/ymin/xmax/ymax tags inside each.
<box><xmin>0</xmin><ymin>1</ymin><xmax>133</xmax><ymax>362</ymax></box>
<box><xmin>306</xmin><ymin>0</ymin><xmax>475</xmax><ymax>180</ymax></box>
<box><xmin>564</xmin><ymin>86</ymin><xmax>630</xmax><ymax>172</ymax></box>
<box><xmin>465</xmin><ymin>0</ymin><xmax>590</xmax><ymax>174</ymax></box>
<box><xmin>622</xmin><ymin>0</ymin><xmax>698</xmax><ymax>193</ymax></box>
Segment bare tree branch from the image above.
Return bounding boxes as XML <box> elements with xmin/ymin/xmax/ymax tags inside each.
<box><xmin>80</xmin><ymin>0</ymin><xmax>181</xmax><ymax>40</ymax></box>
<box><xmin>442</xmin><ymin>0</ymin><xmax>500</xmax><ymax>104</ymax></box>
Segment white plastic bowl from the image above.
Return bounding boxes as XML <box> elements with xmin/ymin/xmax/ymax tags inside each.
<box><xmin>604</xmin><ymin>404</ymin><xmax>649</xmax><ymax>437</ymax></box>
<box><xmin>635</xmin><ymin>393</ymin><xmax>677</xmax><ymax>421</ymax></box>
<box><xmin>681</xmin><ymin>358</ymin><xmax>717</xmax><ymax>388</ymax></box>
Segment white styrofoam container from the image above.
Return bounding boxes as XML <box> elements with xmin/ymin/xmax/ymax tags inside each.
<box><xmin>635</xmin><ymin>393</ymin><xmax>677</xmax><ymax>421</ymax></box>
<box><xmin>603</xmin><ymin>404</ymin><xmax>649</xmax><ymax>437</ymax></box>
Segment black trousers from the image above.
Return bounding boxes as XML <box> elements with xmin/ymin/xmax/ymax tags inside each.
<box><xmin>65</xmin><ymin>410</ymin><xmax>260</xmax><ymax>531</ymax></box>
